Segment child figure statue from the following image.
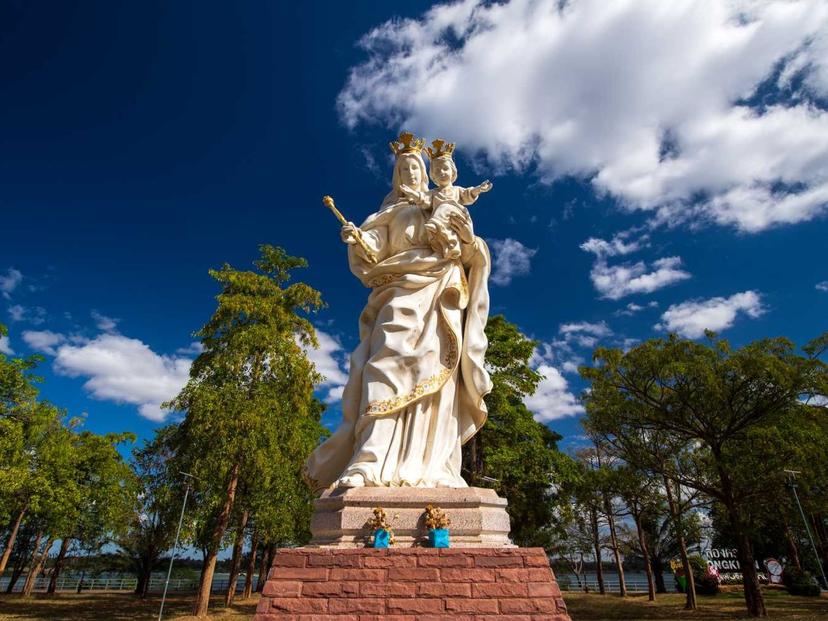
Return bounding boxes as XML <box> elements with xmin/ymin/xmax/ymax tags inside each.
<box><xmin>400</xmin><ymin>139</ymin><xmax>492</xmax><ymax>260</ymax></box>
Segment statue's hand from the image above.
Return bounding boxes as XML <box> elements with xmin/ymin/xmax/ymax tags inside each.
<box><xmin>340</xmin><ymin>221</ymin><xmax>359</xmax><ymax>245</ymax></box>
<box><xmin>399</xmin><ymin>184</ymin><xmax>422</xmax><ymax>204</ymax></box>
<box><xmin>476</xmin><ymin>180</ymin><xmax>493</xmax><ymax>194</ymax></box>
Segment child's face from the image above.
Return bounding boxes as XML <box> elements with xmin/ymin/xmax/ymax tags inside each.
<box><xmin>432</xmin><ymin>158</ymin><xmax>454</xmax><ymax>187</ymax></box>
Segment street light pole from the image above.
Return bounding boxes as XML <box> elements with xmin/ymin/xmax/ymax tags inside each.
<box><xmin>158</xmin><ymin>472</ymin><xmax>198</xmax><ymax>621</ymax></box>
<box><xmin>784</xmin><ymin>469</ymin><xmax>827</xmax><ymax>589</ymax></box>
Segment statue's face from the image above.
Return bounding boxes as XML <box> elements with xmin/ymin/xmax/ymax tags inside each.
<box><xmin>432</xmin><ymin>158</ymin><xmax>453</xmax><ymax>187</ymax></box>
<box><xmin>398</xmin><ymin>155</ymin><xmax>422</xmax><ymax>188</ymax></box>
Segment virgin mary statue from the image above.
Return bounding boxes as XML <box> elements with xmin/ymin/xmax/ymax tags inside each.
<box><xmin>305</xmin><ymin>132</ymin><xmax>492</xmax><ymax>490</ymax></box>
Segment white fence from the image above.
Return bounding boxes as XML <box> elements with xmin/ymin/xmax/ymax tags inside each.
<box><xmin>0</xmin><ymin>575</ymin><xmax>258</xmax><ymax>594</ymax></box>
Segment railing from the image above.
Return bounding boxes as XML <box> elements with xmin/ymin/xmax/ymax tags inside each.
<box><xmin>0</xmin><ymin>575</ymin><xmax>258</xmax><ymax>593</ymax></box>
<box><xmin>558</xmin><ymin>577</ymin><xmax>653</xmax><ymax>593</ymax></box>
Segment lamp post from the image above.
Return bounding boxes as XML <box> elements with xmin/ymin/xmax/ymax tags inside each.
<box><xmin>158</xmin><ymin>472</ymin><xmax>199</xmax><ymax>621</ymax></box>
<box><xmin>784</xmin><ymin>469</ymin><xmax>827</xmax><ymax>589</ymax></box>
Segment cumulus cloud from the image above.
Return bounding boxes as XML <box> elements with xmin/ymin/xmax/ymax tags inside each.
<box><xmin>589</xmin><ymin>256</ymin><xmax>691</xmax><ymax>300</ymax></box>
<box><xmin>0</xmin><ymin>268</ymin><xmax>23</xmax><ymax>299</ymax></box>
<box><xmin>340</xmin><ymin>0</ymin><xmax>828</xmax><ymax>233</ymax></box>
<box><xmin>305</xmin><ymin>329</ymin><xmax>349</xmax><ymax>404</ymax></box>
<box><xmin>524</xmin><ymin>364</ymin><xmax>585</xmax><ymax>422</ymax></box>
<box><xmin>579</xmin><ymin>232</ymin><xmax>648</xmax><ymax>259</ymax></box>
<box><xmin>22</xmin><ymin>330</ymin><xmax>67</xmax><ymax>356</ymax></box>
<box><xmin>817</xmin><ymin>281</ymin><xmax>828</xmax><ymax>292</ymax></box>
<box><xmin>559</xmin><ymin>321</ymin><xmax>612</xmax><ymax>348</ymax></box>
<box><xmin>489</xmin><ymin>238</ymin><xmax>537</xmax><ymax>286</ymax></box>
<box><xmin>50</xmin><ymin>333</ymin><xmax>192</xmax><ymax>422</ymax></box>
<box><xmin>0</xmin><ymin>335</ymin><xmax>13</xmax><ymax>355</ymax></box>
<box><xmin>656</xmin><ymin>290</ymin><xmax>766</xmax><ymax>338</ymax></box>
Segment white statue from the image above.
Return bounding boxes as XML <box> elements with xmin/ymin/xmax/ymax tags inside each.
<box><xmin>305</xmin><ymin>132</ymin><xmax>493</xmax><ymax>490</ymax></box>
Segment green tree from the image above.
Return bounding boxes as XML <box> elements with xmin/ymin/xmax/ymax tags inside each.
<box><xmin>116</xmin><ymin>430</ymin><xmax>180</xmax><ymax>597</ymax></box>
<box><xmin>463</xmin><ymin>314</ymin><xmax>578</xmax><ymax>548</ymax></box>
<box><xmin>581</xmin><ymin>332</ymin><xmax>827</xmax><ymax>617</ymax></box>
<box><xmin>165</xmin><ymin>245</ymin><xmax>326</xmax><ymax>616</ymax></box>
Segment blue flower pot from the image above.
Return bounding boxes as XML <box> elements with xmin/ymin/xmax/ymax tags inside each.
<box><xmin>428</xmin><ymin>528</ymin><xmax>450</xmax><ymax>548</ymax></box>
<box><xmin>373</xmin><ymin>528</ymin><xmax>390</xmax><ymax>548</ymax></box>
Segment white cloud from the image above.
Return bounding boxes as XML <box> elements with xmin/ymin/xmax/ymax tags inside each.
<box><xmin>7</xmin><ymin>305</ymin><xmax>46</xmax><ymax>325</ymax></box>
<box><xmin>579</xmin><ymin>232</ymin><xmax>648</xmax><ymax>258</ymax></box>
<box><xmin>524</xmin><ymin>364</ymin><xmax>584</xmax><ymax>422</ymax></box>
<box><xmin>615</xmin><ymin>300</ymin><xmax>659</xmax><ymax>317</ymax></box>
<box><xmin>0</xmin><ymin>335</ymin><xmax>13</xmax><ymax>356</ymax></box>
<box><xmin>176</xmin><ymin>341</ymin><xmax>204</xmax><ymax>356</ymax></box>
<box><xmin>559</xmin><ymin>320</ymin><xmax>613</xmax><ymax>348</ymax></box>
<box><xmin>0</xmin><ymin>268</ymin><xmax>22</xmax><ymax>299</ymax></box>
<box><xmin>22</xmin><ymin>330</ymin><xmax>67</xmax><ymax>355</ymax></box>
<box><xmin>305</xmin><ymin>329</ymin><xmax>349</xmax><ymax>404</ymax></box>
<box><xmin>51</xmin><ymin>333</ymin><xmax>192</xmax><ymax>422</ymax></box>
<box><xmin>8</xmin><ymin>305</ymin><xmax>25</xmax><ymax>322</ymax></box>
<box><xmin>340</xmin><ymin>0</ymin><xmax>828</xmax><ymax>233</ymax></box>
<box><xmin>817</xmin><ymin>281</ymin><xmax>828</xmax><ymax>292</ymax></box>
<box><xmin>656</xmin><ymin>290</ymin><xmax>766</xmax><ymax>338</ymax></box>
<box><xmin>590</xmin><ymin>256</ymin><xmax>691</xmax><ymax>300</ymax></box>
<box><xmin>91</xmin><ymin>310</ymin><xmax>119</xmax><ymax>333</ymax></box>
<box><xmin>489</xmin><ymin>238</ymin><xmax>537</xmax><ymax>286</ymax></box>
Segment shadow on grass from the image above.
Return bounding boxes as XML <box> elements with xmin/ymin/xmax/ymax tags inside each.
<box><xmin>0</xmin><ymin>592</ymin><xmax>258</xmax><ymax>621</ymax></box>
<box><xmin>563</xmin><ymin>590</ymin><xmax>828</xmax><ymax>621</ymax></box>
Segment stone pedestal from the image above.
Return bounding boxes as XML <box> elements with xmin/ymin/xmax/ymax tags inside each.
<box><xmin>254</xmin><ymin>547</ymin><xmax>572</xmax><ymax>620</ymax></box>
<box><xmin>310</xmin><ymin>487</ymin><xmax>512</xmax><ymax>548</ymax></box>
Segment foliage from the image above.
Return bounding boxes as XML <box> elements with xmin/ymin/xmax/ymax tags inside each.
<box><xmin>464</xmin><ymin>314</ymin><xmax>578</xmax><ymax>548</ymax></box>
<box><xmin>782</xmin><ymin>566</ymin><xmax>822</xmax><ymax>597</ymax></box>
<box><xmin>163</xmin><ymin>245</ymin><xmax>327</xmax><ymax>614</ymax></box>
<box><xmin>581</xmin><ymin>332</ymin><xmax>828</xmax><ymax>617</ymax></box>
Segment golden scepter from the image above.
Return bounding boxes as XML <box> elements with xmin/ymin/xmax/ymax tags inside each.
<box><xmin>322</xmin><ymin>195</ymin><xmax>378</xmax><ymax>264</ymax></box>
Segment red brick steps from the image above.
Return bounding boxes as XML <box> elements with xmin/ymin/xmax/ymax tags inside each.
<box><xmin>254</xmin><ymin>547</ymin><xmax>571</xmax><ymax>620</ymax></box>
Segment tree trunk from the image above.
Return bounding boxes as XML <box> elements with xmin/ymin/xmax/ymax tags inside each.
<box><xmin>634</xmin><ymin>515</ymin><xmax>656</xmax><ymax>601</ymax></box>
<box><xmin>192</xmin><ymin>462</ymin><xmax>241</xmax><ymax>617</ymax></box>
<box><xmin>224</xmin><ymin>508</ymin><xmax>249</xmax><ymax>607</ymax></box>
<box><xmin>736</xmin><ymin>531</ymin><xmax>767</xmax><ymax>617</ymax></box>
<box><xmin>589</xmin><ymin>506</ymin><xmax>605</xmax><ymax>594</ymax></box>
<box><xmin>22</xmin><ymin>535</ymin><xmax>54</xmax><ymax>597</ymax></box>
<box><xmin>663</xmin><ymin>475</ymin><xmax>696</xmax><ymax>610</ymax></box>
<box><xmin>604</xmin><ymin>498</ymin><xmax>627</xmax><ymax>597</ymax></box>
<box><xmin>0</xmin><ymin>504</ymin><xmax>27</xmax><ymax>574</ymax></box>
<box><xmin>256</xmin><ymin>543</ymin><xmax>274</xmax><ymax>593</ymax></box>
<box><xmin>785</xmin><ymin>526</ymin><xmax>802</xmax><ymax>570</ymax></box>
<box><xmin>650</xmin><ymin>553</ymin><xmax>667</xmax><ymax>593</ymax></box>
<box><xmin>243</xmin><ymin>530</ymin><xmax>259</xmax><ymax>599</ymax></box>
<box><xmin>135</xmin><ymin>566</ymin><xmax>149</xmax><ymax>598</ymax></box>
<box><xmin>47</xmin><ymin>537</ymin><xmax>71</xmax><ymax>594</ymax></box>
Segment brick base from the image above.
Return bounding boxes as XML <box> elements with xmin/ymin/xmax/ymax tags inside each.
<box><xmin>253</xmin><ymin>547</ymin><xmax>572</xmax><ymax>620</ymax></box>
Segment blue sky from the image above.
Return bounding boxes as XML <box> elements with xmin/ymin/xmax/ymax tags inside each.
<box><xmin>2</xmin><ymin>0</ymin><xmax>827</xmax><ymax>456</ymax></box>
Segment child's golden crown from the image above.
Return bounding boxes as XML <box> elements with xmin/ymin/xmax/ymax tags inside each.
<box><xmin>389</xmin><ymin>131</ymin><xmax>426</xmax><ymax>156</ymax></box>
<box><xmin>426</xmin><ymin>139</ymin><xmax>455</xmax><ymax>160</ymax></box>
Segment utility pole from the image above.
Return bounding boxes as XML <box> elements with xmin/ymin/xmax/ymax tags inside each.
<box><xmin>784</xmin><ymin>469</ymin><xmax>827</xmax><ymax>590</ymax></box>
<box><xmin>158</xmin><ymin>472</ymin><xmax>199</xmax><ymax>621</ymax></box>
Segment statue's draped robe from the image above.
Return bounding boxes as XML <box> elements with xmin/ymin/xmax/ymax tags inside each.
<box><xmin>305</xmin><ymin>200</ymin><xmax>492</xmax><ymax>489</ymax></box>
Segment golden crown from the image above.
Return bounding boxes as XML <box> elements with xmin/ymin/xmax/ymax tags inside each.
<box><xmin>426</xmin><ymin>138</ymin><xmax>455</xmax><ymax>160</ymax></box>
<box><xmin>389</xmin><ymin>131</ymin><xmax>426</xmax><ymax>157</ymax></box>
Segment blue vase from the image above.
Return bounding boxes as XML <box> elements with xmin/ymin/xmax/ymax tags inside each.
<box><xmin>428</xmin><ymin>528</ymin><xmax>450</xmax><ymax>548</ymax></box>
<box><xmin>373</xmin><ymin>528</ymin><xmax>390</xmax><ymax>548</ymax></box>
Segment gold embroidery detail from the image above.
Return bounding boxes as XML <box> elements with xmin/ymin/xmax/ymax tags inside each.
<box><xmin>364</xmin><ymin>366</ymin><xmax>452</xmax><ymax>416</ymax></box>
<box><xmin>365</xmin><ymin>301</ymin><xmax>460</xmax><ymax>417</ymax></box>
<box><xmin>368</xmin><ymin>273</ymin><xmax>401</xmax><ymax>288</ymax></box>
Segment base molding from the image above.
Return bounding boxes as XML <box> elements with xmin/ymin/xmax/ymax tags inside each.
<box><xmin>253</xmin><ymin>546</ymin><xmax>572</xmax><ymax>620</ymax></box>
<box><xmin>310</xmin><ymin>486</ymin><xmax>512</xmax><ymax>548</ymax></box>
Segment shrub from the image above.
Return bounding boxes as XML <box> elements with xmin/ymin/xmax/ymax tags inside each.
<box><xmin>783</xmin><ymin>567</ymin><xmax>821</xmax><ymax>597</ymax></box>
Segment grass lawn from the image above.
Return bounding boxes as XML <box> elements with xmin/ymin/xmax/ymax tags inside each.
<box><xmin>0</xmin><ymin>592</ymin><xmax>257</xmax><ymax>620</ymax></box>
<box><xmin>0</xmin><ymin>590</ymin><xmax>825</xmax><ymax>620</ymax></box>
<box><xmin>563</xmin><ymin>590</ymin><xmax>828</xmax><ymax>620</ymax></box>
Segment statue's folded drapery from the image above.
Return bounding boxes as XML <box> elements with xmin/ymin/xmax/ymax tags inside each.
<box><xmin>304</xmin><ymin>200</ymin><xmax>492</xmax><ymax>489</ymax></box>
